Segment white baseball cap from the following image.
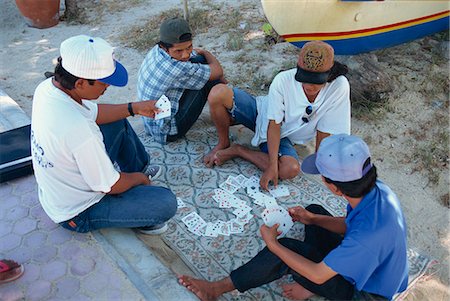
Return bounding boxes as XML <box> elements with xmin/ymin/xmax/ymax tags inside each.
<box><xmin>301</xmin><ymin>134</ymin><xmax>373</xmax><ymax>182</ymax></box>
<box><xmin>60</xmin><ymin>35</ymin><xmax>128</xmax><ymax>87</ymax></box>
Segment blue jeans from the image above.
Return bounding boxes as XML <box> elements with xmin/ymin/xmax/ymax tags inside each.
<box><xmin>167</xmin><ymin>55</ymin><xmax>221</xmax><ymax>142</ymax></box>
<box><xmin>230</xmin><ymin>88</ymin><xmax>299</xmax><ymax>160</ymax></box>
<box><xmin>60</xmin><ymin>119</ymin><xmax>177</xmax><ymax>233</ymax></box>
<box><xmin>229</xmin><ymin>205</ymin><xmax>354</xmax><ymax>300</ymax></box>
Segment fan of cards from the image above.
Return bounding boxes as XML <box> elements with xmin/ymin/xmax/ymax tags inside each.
<box><xmin>179</xmin><ymin>174</ymin><xmax>294</xmax><ymax>238</ymax></box>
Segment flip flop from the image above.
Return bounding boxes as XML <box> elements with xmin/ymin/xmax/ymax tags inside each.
<box><xmin>0</xmin><ymin>259</ymin><xmax>25</xmax><ymax>284</ymax></box>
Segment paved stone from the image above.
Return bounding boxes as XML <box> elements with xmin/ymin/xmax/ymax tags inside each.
<box><xmin>0</xmin><ymin>176</ymin><xmax>146</xmax><ymax>300</ymax></box>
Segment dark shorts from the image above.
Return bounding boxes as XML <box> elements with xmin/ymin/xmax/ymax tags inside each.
<box><xmin>229</xmin><ymin>88</ymin><xmax>299</xmax><ymax>160</ymax></box>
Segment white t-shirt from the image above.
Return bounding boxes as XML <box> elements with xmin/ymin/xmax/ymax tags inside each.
<box><xmin>252</xmin><ymin>69</ymin><xmax>350</xmax><ymax>146</ymax></box>
<box><xmin>31</xmin><ymin>79</ymin><xmax>120</xmax><ymax>223</ymax></box>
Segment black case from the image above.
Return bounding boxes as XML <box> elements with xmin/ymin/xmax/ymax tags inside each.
<box><xmin>0</xmin><ymin>124</ymin><xmax>33</xmax><ymax>183</ymax></box>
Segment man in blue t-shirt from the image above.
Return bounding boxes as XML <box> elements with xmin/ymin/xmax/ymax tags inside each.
<box><xmin>178</xmin><ymin>134</ymin><xmax>408</xmax><ymax>300</ymax></box>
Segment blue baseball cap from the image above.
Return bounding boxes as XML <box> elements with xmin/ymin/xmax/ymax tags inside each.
<box><xmin>301</xmin><ymin>134</ymin><xmax>373</xmax><ymax>182</ymax></box>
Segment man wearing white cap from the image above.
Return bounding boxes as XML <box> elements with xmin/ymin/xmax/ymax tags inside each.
<box><xmin>31</xmin><ymin>35</ymin><xmax>176</xmax><ymax>234</ymax></box>
<box><xmin>179</xmin><ymin>134</ymin><xmax>408</xmax><ymax>300</ymax></box>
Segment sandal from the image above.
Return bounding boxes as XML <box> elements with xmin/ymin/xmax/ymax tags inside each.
<box><xmin>0</xmin><ymin>259</ymin><xmax>25</xmax><ymax>284</ymax></box>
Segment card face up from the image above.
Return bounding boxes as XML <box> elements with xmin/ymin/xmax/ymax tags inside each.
<box><xmin>261</xmin><ymin>206</ymin><xmax>294</xmax><ymax>238</ymax></box>
<box><xmin>154</xmin><ymin>95</ymin><xmax>171</xmax><ymax>120</ymax></box>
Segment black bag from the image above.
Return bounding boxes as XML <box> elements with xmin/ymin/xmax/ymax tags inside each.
<box><xmin>0</xmin><ymin>124</ymin><xmax>33</xmax><ymax>183</ymax></box>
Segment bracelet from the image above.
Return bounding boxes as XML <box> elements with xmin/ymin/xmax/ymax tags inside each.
<box><xmin>127</xmin><ymin>102</ymin><xmax>135</xmax><ymax>117</ymax></box>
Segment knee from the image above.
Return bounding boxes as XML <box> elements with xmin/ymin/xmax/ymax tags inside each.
<box><xmin>279</xmin><ymin>161</ymin><xmax>300</xmax><ymax>180</ymax></box>
<box><xmin>207</xmin><ymin>84</ymin><xmax>230</xmax><ymax>106</ymax></box>
<box><xmin>305</xmin><ymin>204</ymin><xmax>326</xmax><ymax>215</ymax></box>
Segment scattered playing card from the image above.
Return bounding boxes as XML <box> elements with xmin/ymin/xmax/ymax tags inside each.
<box><xmin>229</xmin><ymin>220</ymin><xmax>244</xmax><ymax>234</ymax></box>
<box><xmin>219</xmin><ymin>181</ymin><xmax>239</xmax><ymax>194</ymax></box>
<box><xmin>235</xmin><ymin>174</ymin><xmax>248</xmax><ymax>187</ymax></box>
<box><xmin>154</xmin><ymin>95</ymin><xmax>171</xmax><ymax>120</ymax></box>
<box><xmin>268</xmin><ymin>184</ymin><xmax>290</xmax><ymax>198</ymax></box>
<box><xmin>225</xmin><ymin>175</ymin><xmax>241</xmax><ymax>188</ymax></box>
<box><xmin>204</xmin><ymin>222</ymin><xmax>219</xmax><ymax>237</ymax></box>
<box><xmin>181</xmin><ymin>212</ymin><xmax>203</xmax><ymax>228</ymax></box>
<box><xmin>232</xmin><ymin>205</ymin><xmax>252</xmax><ymax>218</ymax></box>
<box><xmin>176</xmin><ymin>197</ymin><xmax>187</xmax><ymax>209</ymax></box>
<box><xmin>261</xmin><ymin>206</ymin><xmax>294</xmax><ymax>238</ymax></box>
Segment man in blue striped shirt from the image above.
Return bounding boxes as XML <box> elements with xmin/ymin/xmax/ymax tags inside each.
<box><xmin>137</xmin><ymin>17</ymin><xmax>225</xmax><ymax>144</ymax></box>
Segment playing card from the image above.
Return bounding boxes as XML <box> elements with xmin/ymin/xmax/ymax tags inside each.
<box><xmin>225</xmin><ymin>175</ymin><xmax>241</xmax><ymax>188</ymax></box>
<box><xmin>261</xmin><ymin>206</ymin><xmax>294</xmax><ymax>238</ymax></box>
<box><xmin>229</xmin><ymin>220</ymin><xmax>244</xmax><ymax>234</ymax></box>
<box><xmin>235</xmin><ymin>174</ymin><xmax>248</xmax><ymax>187</ymax></box>
<box><xmin>181</xmin><ymin>212</ymin><xmax>202</xmax><ymax>228</ymax></box>
<box><xmin>176</xmin><ymin>197</ymin><xmax>187</xmax><ymax>209</ymax></box>
<box><xmin>268</xmin><ymin>184</ymin><xmax>290</xmax><ymax>198</ymax></box>
<box><xmin>219</xmin><ymin>199</ymin><xmax>232</xmax><ymax>208</ymax></box>
<box><xmin>244</xmin><ymin>176</ymin><xmax>260</xmax><ymax>189</ymax></box>
<box><xmin>219</xmin><ymin>181</ymin><xmax>239</xmax><ymax>194</ymax></box>
<box><xmin>235</xmin><ymin>212</ymin><xmax>253</xmax><ymax>225</ymax></box>
<box><xmin>204</xmin><ymin>222</ymin><xmax>219</xmax><ymax>237</ymax></box>
<box><xmin>187</xmin><ymin>223</ymin><xmax>206</xmax><ymax>236</ymax></box>
<box><xmin>154</xmin><ymin>95</ymin><xmax>171</xmax><ymax>120</ymax></box>
<box><xmin>216</xmin><ymin>220</ymin><xmax>230</xmax><ymax>236</ymax></box>
<box><xmin>232</xmin><ymin>205</ymin><xmax>252</xmax><ymax>218</ymax></box>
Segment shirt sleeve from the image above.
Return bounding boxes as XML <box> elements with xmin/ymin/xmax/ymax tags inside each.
<box><xmin>72</xmin><ymin>135</ymin><xmax>120</xmax><ymax>193</ymax></box>
<box><xmin>169</xmin><ymin>60</ymin><xmax>211</xmax><ymax>90</ymax></box>
<box><xmin>323</xmin><ymin>235</ymin><xmax>379</xmax><ymax>289</ymax></box>
<box><xmin>266</xmin><ymin>74</ymin><xmax>285</xmax><ymax>124</ymax></box>
<box><xmin>316</xmin><ymin>76</ymin><xmax>351</xmax><ymax>134</ymax></box>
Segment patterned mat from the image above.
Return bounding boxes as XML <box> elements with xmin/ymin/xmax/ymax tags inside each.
<box><xmin>138</xmin><ymin>116</ymin><xmax>433</xmax><ymax>301</ymax></box>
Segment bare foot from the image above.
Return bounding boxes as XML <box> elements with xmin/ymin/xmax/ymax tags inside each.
<box><xmin>213</xmin><ymin>144</ymin><xmax>242</xmax><ymax>166</ymax></box>
<box><xmin>281</xmin><ymin>283</ymin><xmax>314</xmax><ymax>300</ymax></box>
<box><xmin>204</xmin><ymin>143</ymin><xmax>229</xmax><ymax>167</ymax></box>
<box><xmin>178</xmin><ymin>275</ymin><xmax>221</xmax><ymax>301</ymax></box>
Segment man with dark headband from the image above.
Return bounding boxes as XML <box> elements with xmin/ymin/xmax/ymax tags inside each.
<box><xmin>203</xmin><ymin>41</ymin><xmax>350</xmax><ymax>190</ymax></box>
<box><xmin>179</xmin><ymin>134</ymin><xmax>409</xmax><ymax>300</ymax></box>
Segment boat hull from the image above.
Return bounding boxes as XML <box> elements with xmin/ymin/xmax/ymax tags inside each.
<box><xmin>262</xmin><ymin>0</ymin><xmax>450</xmax><ymax>54</ymax></box>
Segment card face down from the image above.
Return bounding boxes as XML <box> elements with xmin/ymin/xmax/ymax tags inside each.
<box><xmin>261</xmin><ymin>206</ymin><xmax>294</xmax><ymax>238</ymax></box>
<box><xmin>154</xmin><ymin>95</ymin><xmax>171</xmax><ymax>120</ymax></box>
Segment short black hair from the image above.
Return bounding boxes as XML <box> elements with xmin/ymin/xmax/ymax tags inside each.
<box><xmin>323</xmin><ymin>159</ymin><xmax>377</xmax><ymax>198</ymax></box>
<box><xmin>327</xmin><ymin>61</ymin><xmax>348</xmax><ymax>82</ymax></box>
<box><xmin>54</xmin><ymin>57</ymin><xmax>95</xmax><ymax>90</ymax></box>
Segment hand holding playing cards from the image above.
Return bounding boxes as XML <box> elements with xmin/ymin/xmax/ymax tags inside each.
<box><xmin>288</xmin><ymin>206</ymin><xmax>315</xmax><ymax>225</ymax></box>
<box><xmin>260</xmin><ymin>224</ymin><xmax>281</xmax><ymax>248</ymax></box>
<box><xmin>260</xmin><ymin>165</ymin><xmax>278</xmax><ymax>191</ymax></box>
<box><xmin>133</xmin><ymin>100</ymin><xmax>160</xmax><ymax>118</ymax></box>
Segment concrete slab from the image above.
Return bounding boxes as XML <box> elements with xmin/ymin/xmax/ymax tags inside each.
<box><xmin>0</xmin><ymin>88</ymin><xmax>30</xmax><ymax>133</ymax></box>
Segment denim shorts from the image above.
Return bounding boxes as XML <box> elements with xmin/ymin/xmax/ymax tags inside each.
<box><xmin>229</xmin><ymin>88</ymin><xmax>299</xmax><ymax>160</ymax></box>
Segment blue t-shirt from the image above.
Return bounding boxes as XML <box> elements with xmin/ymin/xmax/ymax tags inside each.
<box><xmin>324</xmin><ymin>180</ymin><xmax>408</xmax><ymax>299</ymax></box>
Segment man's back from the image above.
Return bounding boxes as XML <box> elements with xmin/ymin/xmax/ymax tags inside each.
<box><xmin>324</xmin><ymin>180</ymin><xmax>408</xmax><ymax>298</ymax></box>
<box><xmin>31</xmin><ymin>79</ymin><xmax>118</xmax><ymax>223</ymax></box>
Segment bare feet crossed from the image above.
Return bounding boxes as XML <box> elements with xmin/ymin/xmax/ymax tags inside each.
<box><xmin>203</xmin><ymin>143</ymin><xmax>229</xmax><ymax>167</ymax></box>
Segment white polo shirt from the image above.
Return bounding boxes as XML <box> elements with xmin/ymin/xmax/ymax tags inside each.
<box><xmin>252</xmin><ymin>68</ymin><xmax>351</xmax><ymax>146</ymax></box>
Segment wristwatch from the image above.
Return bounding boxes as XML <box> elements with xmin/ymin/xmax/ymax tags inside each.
<box><xmin>128</xmin><ymin>102</ymin><xmax>135</xmax><ymax>117</ymax></box>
